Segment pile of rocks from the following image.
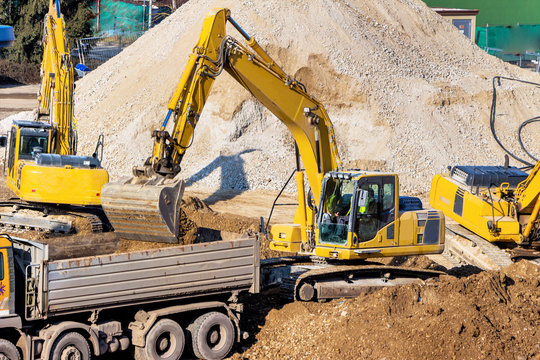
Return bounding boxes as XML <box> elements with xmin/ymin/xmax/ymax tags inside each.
<box><xmin>72</xmin><ymin>0</ymin><xmax>539</xmax><ymax>194</ymax></box>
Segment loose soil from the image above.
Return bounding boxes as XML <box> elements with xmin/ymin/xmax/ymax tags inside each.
<box><xmin>234</xmin><ymin>261</ymin><xmax>539</xmax><ymax>360</ymax></box>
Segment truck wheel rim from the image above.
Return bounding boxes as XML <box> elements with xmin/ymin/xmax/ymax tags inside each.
<box><xmin>61</xmin><ymin>345</ymin><xmax>82</xmax><ymax>360</ymax></box>
<box><xmin>156</xmin><ymin>332</ymin><xmax>176</xmax><ymax>357</ymax></box>
<box><xmin>206</xmin><ymin>324</ymin><xmax>225</xmax><ymax>350</ymax></box>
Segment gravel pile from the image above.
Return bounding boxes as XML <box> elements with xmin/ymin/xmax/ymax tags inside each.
<box><xmin>71</xmin><ymin>0</ymin><xmax>539</xmax><ymax>194</ymax></box>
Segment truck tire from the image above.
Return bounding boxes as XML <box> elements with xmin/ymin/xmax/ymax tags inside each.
<box><xmin>0</xmin><ymin>339</ymin><xmax>20</xmax><ymax>360</ymax></box>
<box><xmin>190</xmin><ymin>312</ymin><xmax>235</xmax><ymax>360</ymax></box>
<box><xmin>143</xmin><ymin>318</ymin><xmax>184</xmax><ymax>360</ymax></box>
<box><xmin>50</xmin><ymin>332</ymin><xmax>90</xmax><ymax>360</ymax></box>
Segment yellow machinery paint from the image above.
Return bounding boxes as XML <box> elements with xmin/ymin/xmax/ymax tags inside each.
<box><xmin>2</xmin><ymin>0</ymin><xmax>109</xmax><ymax>207</ymax></box>
<box><xmin>272</xmin><ymin>172</ymin><xmax>445</xmax><ymax>259</ymax></box>
<box><xmin>102</xmin><ymin>8</ymin><xmax>445</xmax><ymax>260</ymax></box>
<box><xmin>5</xmin><ymin>121</ymin><xmax>108</xmax><ymax>206</ymax></box>
<box><xmin>429</xmin><ymin>161</ymin><xmax>539</xmax><ymax>245</ymax></box>
<box><xmin>0</xmin><ymin>236</ymin><xmax>12</xmax><ymax>319</ymax></box>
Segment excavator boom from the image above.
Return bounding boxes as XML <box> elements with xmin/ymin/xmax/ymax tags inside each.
<box><xmin>102</xmin><ymin>9</ymin><xmax>341</xmax><ymax>243</ymax></box>
<box><xmin>39</xmin><ymin>0</ymin><xmax>76</xmax><ymax>155</ymax></box>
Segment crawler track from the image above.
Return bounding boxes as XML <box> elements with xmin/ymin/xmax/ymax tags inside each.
<box><xmin>444</xmin><ymin>223</ymin><xmax>539</xmax><ymax>270</ymax></box>
<box><xmin>0</xmin><ymin>200</ymin><xmax>108</xmax><ymax>234</ymax></box>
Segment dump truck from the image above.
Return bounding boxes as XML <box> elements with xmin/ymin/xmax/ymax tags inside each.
<box><xmin>0</xmin><ymin>233</ymin><xmax>259</xmax><ymax>360</ymax></box>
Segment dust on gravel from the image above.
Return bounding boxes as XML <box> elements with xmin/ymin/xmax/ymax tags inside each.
<box><xmin>233</xmin><ymin>261</ymin><xmax>539</xmax><ymax>360</ymax></box>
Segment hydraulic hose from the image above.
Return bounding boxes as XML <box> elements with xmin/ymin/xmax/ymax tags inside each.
<box><xmin>490</xmin><ymin>76</ymin><xmax>540</xmax><ymax>167</ymax></box>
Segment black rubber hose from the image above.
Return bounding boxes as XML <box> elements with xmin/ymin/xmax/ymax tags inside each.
<box><xmin>517</xmin><ymin>117</ymin><xmax>539</xmax><ymax>162</ymax></box>
<box><xmin>490</xmin><ymin>76</ymin><xmax>540</xmax><ymax>166</ymax></box>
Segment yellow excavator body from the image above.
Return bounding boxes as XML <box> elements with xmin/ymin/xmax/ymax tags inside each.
<box><xmin>5</xmin><ymin>121</ymin><xmax>108</xmax><ymax>206</ymax></box>
<box><xmin>429</xmin><ymin>163</ymin><xmax>540</xmax><ymax>245</ymax></box>
<box><xmin>271</xmin><ymin>172</ymin><xmax>445</xmax><ymax>259</ymax></box>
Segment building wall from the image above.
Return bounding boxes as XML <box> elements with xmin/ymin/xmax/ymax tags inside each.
<box><xmin>441</xmin><ymin>15</ymin><xmax>476</xmax><ymax>42</ymax></box>
<box><xmin>422</xmin><ymin>0</ymin><xmax>540</xmax><ymax>26</ymax></box>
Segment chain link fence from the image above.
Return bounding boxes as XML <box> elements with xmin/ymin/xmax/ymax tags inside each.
<box><xmin>73</xmin><ymin>31</ymin><xmax>144</xmax><ymax>71</ymax></box>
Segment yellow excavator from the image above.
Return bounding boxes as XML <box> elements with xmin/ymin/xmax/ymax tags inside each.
<box><xmin>430</xmin><ymin>155</ymin><xmax>539</xmax><ymax>247</ymax></box>
<box><xmin>430</xmin><ymin>75</ymin><xmax>539</xmax><ymax>252</ymax></box>
<box><xmin>101</xmin><ymin>8</ymin><xmax>445</xmax><ymax>263</ymax></box>
<box><xmin>2</xmin><ymin>0</ymin><xmax>108</xmax><ymax>209</ymax></box>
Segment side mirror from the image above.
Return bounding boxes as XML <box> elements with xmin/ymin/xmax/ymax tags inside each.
<box><xmin>0</xmin><ymin>136</ymin><xmax>7</xmax><ymax>148</ymax></box>
<box><xmin>357</xmin><ymin>189</ymin><xmax>369</xmax><ymax>208</ymax></box>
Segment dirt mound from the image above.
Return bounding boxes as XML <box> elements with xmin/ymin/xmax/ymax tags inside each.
<box><xmin>234</xmin><ymin>261</ymin><xmax>539</xmax><ymax>360</ymax></box>
<box><xmin>73</xmin><ymin>0</ymin><xmax>540</xmax><ymax>196</ymax></box>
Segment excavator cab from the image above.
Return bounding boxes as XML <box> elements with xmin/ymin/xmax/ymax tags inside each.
<box><xmin>316</xmin><ymin>172</ymin><xmax>398</xmax><ymax>249</ymax></box>
<box><xmin>272</xmin><ymin>171</ymin><xmax>445</xmax><ymax>260</ymax></box>
<box><xmin>1</xmin><ymin>121</ymin><xmax>108</xmax><ymax>206</ymax></box>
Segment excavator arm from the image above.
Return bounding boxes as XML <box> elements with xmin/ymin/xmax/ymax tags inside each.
<box><xmin>102</xmin><ymin>8</ymin><xmax>342</xmax><ymax>242</ymax></box>
<box><xmin>144</xmin><ymin>8</ymin><xmax>341</xmax><ymax>200</ymax></box>
<box><xmin>38</xmin><ymin>0</ymin><xmax>76</xmax><ymax>155</ymax></box>
<box><xmin>515</xmin><ymin>160</ymin><xmax>540</xmax><ymax>241</ymax></box>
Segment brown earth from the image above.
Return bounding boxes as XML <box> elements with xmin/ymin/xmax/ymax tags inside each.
<box><xmin>233</xmin><ymin>261</ymin><xmax>539</xmax><ymax>360</ymax></box>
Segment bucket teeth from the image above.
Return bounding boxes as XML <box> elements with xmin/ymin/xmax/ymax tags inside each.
<box><xmin>101</xmin><ymin>177</ymin><xmax>185</xmax><ymax>243</ymax></box>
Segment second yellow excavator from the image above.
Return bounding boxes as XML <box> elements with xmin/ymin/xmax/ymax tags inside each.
<box><xmin>430</xmin><ymin>76</ymin><xmax>539</xmax><ymax>255</ymax></box>
<box><xmin>2</xmin><ymin>0</ymin><xmax>108</xmax><ymax>210</ymax></box>
<box><xmin>101</xmin><ymin>8</ymin><xmax>445</xmax><ymax>264</ymax></box>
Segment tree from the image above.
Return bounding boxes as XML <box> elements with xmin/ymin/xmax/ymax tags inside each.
<box><xmin>0</xmin><ymin>0</ymin><xmax>93</xmax><ymax>63</ymax></box>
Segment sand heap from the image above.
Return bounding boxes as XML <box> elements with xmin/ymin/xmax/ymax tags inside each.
<box><xmin>74</xmin><ymin>0</ymin><xmax>540</xmax><ymax>194</ymax></box>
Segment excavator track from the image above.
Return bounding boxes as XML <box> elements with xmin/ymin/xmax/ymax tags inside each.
<box><xmin>0</xmin><ymin>200</ymin><xmax>107</xmax><ymax>234</ymax></box>
<box><xmin>445</xmin><ymin>223</ymin><xmax>516</xmax><ymax>270</ymax></box>
<box><xmin>276</xmin><ymin>264</ymin><xmax>443</xmax><ymax>302</ymax></box>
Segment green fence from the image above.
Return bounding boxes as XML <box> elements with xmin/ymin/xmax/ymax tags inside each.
<box><xmin>476</xmin><ymin>25</ymin><xmax>540</xmax><ymax>70</ymax></box>
<box><xmin>90</xmin><ymin>0</ymin><xmax>147</xmax><ymax>32</ymax></box>
<box><xmin>89</xmin><ymin>0</ymin><xmax>172</xmax><ymax>33</ymax></box>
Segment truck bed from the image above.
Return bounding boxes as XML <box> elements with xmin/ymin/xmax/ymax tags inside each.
<box><xmin>25</xmin><ymin>235</ymin><xmax>259</xmax><ymax>318</ymax></box>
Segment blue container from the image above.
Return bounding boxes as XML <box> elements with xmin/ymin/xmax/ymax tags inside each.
<box><xmin>0</xmin><ymin>25</ymin><xmax>16</xmax><ymax>48</ymax></box>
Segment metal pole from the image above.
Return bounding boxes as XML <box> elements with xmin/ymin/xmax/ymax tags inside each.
<box><xmin>148</xmin><ymin>0</ymin><xmax>153</xmax><ymax>29</ymax></box>
<box><xmin>97</xmin><ymin>0</ymin><xmax>101</xmax><ymax>32</ymax></box>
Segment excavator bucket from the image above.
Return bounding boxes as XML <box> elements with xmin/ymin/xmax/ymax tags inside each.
<box><xmin>101</xmin><ymin>176</ymin><xmax>185</xmax><ymax>243</ymax></box>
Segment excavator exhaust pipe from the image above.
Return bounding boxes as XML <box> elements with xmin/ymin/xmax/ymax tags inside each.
<box><xmin>101</xmin><ymin>175</ymin><xmax>185</xmax><ymax>243</ymax></box>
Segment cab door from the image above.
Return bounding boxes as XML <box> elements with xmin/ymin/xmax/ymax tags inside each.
<box><xmin>353</xmin><ymin>175</ymin><xmax>396</xmax><ymax>243</ymax></box>
<box><xmin>0</xmin><ymin>246</ymin><xmax>11</xmax><ymax>317</ymax></box>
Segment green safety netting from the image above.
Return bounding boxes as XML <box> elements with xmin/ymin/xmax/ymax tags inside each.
<box><xmin>476</xmin><ymin>25</ymin><xmax>540</xmax><ymax>61</ymax></box>
<box><xmin>90</xmin><ymin>0</ymin><xmax>148</xmax><ymax>33</ymax></box>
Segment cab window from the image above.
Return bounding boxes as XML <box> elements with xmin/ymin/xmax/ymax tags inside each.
<box><xmin>356</xmin><ymin>182</ymin><xmax>379</xmax><ymax>242</ymax></box>
<box><xmin>7</xmin><ymin>128</ymin><xmax>16</xmax><ymax>171</ymax></box>
<box><xmin>354</xmin><ymin>176</ymin><xmax>396</xmax><ymax>243</ymax></box>
<box><xmin>382</xmin><ymin>182</ymin><xmax>394</xmax><ymax>211</ymax></box>
<box><xmin>19</xmin><ymin>135</ymin><xmax>48</xmax><ymax>159</ymax></box>
<box><xmin>318</xmin><ymin>178</ymin><xmax>354</xmax><ymax>245</ymax></box>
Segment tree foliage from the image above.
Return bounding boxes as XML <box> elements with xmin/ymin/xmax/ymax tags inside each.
<box><xmin>0</xmin><ymin>0</ymin><xmax>93</xmax><ymax>63</ymax></box>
